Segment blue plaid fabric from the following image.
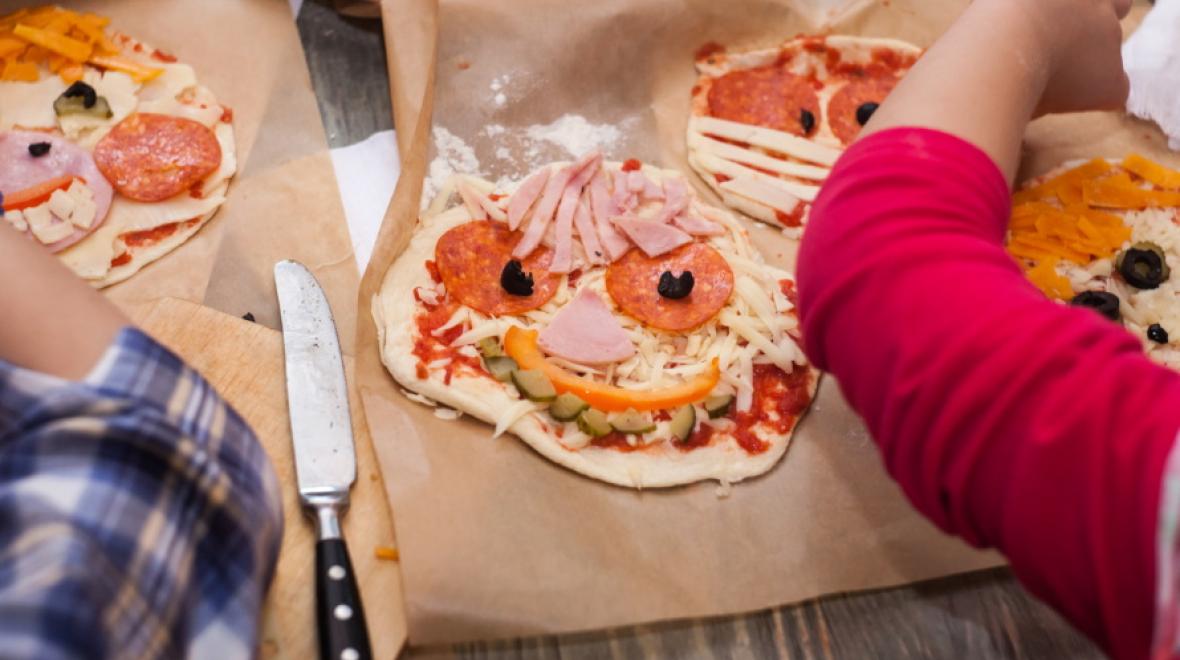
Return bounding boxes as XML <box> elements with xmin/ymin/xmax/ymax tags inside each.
<box><xmin>0</xmin><ymin>328</ymin><xmax>283</xmax><ymax>659</ymax></box>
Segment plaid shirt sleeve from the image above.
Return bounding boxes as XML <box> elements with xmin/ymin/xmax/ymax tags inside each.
<box><xmin>0</xmin><ymin>327</ymin><xmax>283</xmax><ymax>660</ymax></box>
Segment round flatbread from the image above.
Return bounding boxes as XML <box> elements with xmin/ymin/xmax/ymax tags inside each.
<box><xmin>605</xmin><ymin>242</ymin><xmax>734</xmax><ymax>331</ymax></box>
<box><xmin>0</xmin><ymin>5</ymin><xmax>237</xmax><ymax>288</ymax></box>
<box><xmin>94</xmin><ymin>112</ymin><xmax>221</xmax><ymax>202</ymax></box>
<box><xmin>376</xmin><ymin>157</ymin><xmax>820</xmax><ymax>489</ymax></box>
<box><xmin>435</xmin><ymin>220</ymin><xmax>561</xmax><ymax>316</ymax></box>
<box><xmin>687</xmin><ymin>35</ymin><xmax>921</xmax><ymax>233</ymax></box>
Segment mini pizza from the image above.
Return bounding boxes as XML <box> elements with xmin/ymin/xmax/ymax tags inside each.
<box><xmin>689</xmin><ymin>35</ymin><xmax>921</xmax><ymax>234</ymax></box>
<box><xmin>0</xmin><ymin>6</ymin><xmax>236</xmax><ymax>287</ymax></box>
<box><xmin>375</xmin><ymin>153</ymin><xmax>819</xmax><ymax>488</ymax></box>
<box><xmin>1009</xmin><ymin>154</ymin><xmax>1180</xmax><ymax>367</ymax></box>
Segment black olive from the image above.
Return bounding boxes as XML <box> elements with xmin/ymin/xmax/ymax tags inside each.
<box><xmin>658</xmin><ymin>270</ymin><xmax>695</xmax><ymax>299</ymax></box>
<box><xmin>62</xmin><ymin>81</ymin><xmax>98</xmax><ymax>109</ymax></box>
<box><xmin>1117</xmin><ymin>242</ymin><xmax>1170</xmax><ymax>289</ymax></box>
<box><xmin>1149</xmin><ymin>324</ymin><xmax>1169</xmax><ymax>344</ymax></box>
<box><xmin>856</xmin><ymin>102</ymin><xmax>880</xmax><ymax>126</ymax></box>
<box><xmin>500</xmin><ymin>259</ymin><xmax>534</xmax><ymax>296</ymax></box>
<box><xmin>799</xmin><ymin>109</ymin><xmax>816</xmax><ymax>135</ymax></box>
<box><xmin>27</xmin><ymin>142</ymin><xmax>50</xmax><ymax>158</ymax></box>
<box><xmin>1069</xmin><ymin>290</ymin><xmax>1120</xmax><ymax>322</ymax></box>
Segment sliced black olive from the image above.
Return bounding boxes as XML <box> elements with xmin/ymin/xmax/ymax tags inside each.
<box><xmin>799</xmin><ymin>109</ymin><xmax>816</xmax><ymax>135</ymax></box>
<box><xmin>856</xmin><ymin>102</ymin><xmax>880</xmax><ymax>126</ymax></box>
<box><xmin>658</xmin><ymin>270</ymin><xmax>694</xmax><ymax>299</ymax></box>
<box><xmin>1116</xmin><ymin>242</ymin><xmax>1170</xmax><ymax>289</ymax></box>
<box><xmin>1069</xmin><ymin>290</ymin><xmax>1120</xmax><ymax>322</ymax></box>
<box><xmin>500</xmin><ymin>259</ymin><xmax>535</xmax><ymax>296</ymax></box>
<box><xmin>27</xmin><ymin>142</ymin><xmax>50</xmax><ymax>157</ymax></box>
<box><xmin>62</xmin><ymin>81</ymin><xmax>98</xmax><ymax>109</ymax></box>
<box><xmin>1149</xmin><ymin>324</ymin><xmax>1169</xmax><ymax>344</ymax></box>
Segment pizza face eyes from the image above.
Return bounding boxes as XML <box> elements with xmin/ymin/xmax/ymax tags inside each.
<box><xmin>1149</xmin><ymin>324</ymin><xmax>1170</xmax><ymax>344</ymax></box>
<box><xmin>855</xmin><ymin>102</ymin><xmax>879</xmax><ymax>127</ymax></box>
<box><xmin>799</xmin><ymin>109</ymin><xmax>816</xmax><ymax>136</ymax></box>
<box><xmin>1069</xmin><ymin>290</ymin><xmax>1121</xmax><ymax>321</ymax></box>
<box><xmin>706</xmin><ymin>67</ymin><xmax>820</xmax><ymax>137</ymax></box>
<box><xmin>500</xmin><ymin>259</ymin><xmax>535</xmax><ymax>296</ymax></box>
<box><xmin>826</xmin><ymin>77</ymin><xmax>900</xmax><ymax>145</ymax></box>
<box><xmin>1116</xmin><ymin>242</ymin><xmax>1170</xmax><ymax>290</ymax></box>
<box><xmin>657</xmin><ymin>270</ymin><xmax>695</xmax><ymax>299</ymax></box>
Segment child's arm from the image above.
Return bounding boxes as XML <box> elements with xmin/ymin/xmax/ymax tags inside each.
<box><xmin>0</xmin><ymin>223</ymin><xmax>127</xmax><ymax>379</ymax></box>
<box><xmin>798</xmin><ymin>1</ymin><xmax>1169</xmax><ymax>658</ymax></box>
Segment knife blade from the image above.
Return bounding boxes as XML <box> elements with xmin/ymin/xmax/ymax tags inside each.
<box><xmin>275</xmin><ymin>260</ymin><xmax>372</xmax><ymax>660</ymax></box>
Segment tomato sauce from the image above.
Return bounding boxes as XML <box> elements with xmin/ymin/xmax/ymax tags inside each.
<box><xmin>695</xmin><ymin>41</ymin><xmax>726</xmax><ymax>61</ymax></box>
<box><xmin>109</xmin><ymin>252</ymin><xmax>132</xmax><ymax>268</ymax></box>
<box><xmin>220</xmin><ymin>106</ymin><xmax>234</xmax><ymax>123</ymax></box>
<box><xmin>120</xmin><ymin>217</ymin><xmax>200</xmax><ymax>248</ymax></box>
<box><xmin>774</xmin><ymin>205</ymin><xmax>805</xmax><ymax>227</ymax></box>
<box><xmin>411</xmin><ymin>298</ymin><xmax>484</xmax><ymax>385</ymax></box>
<box><xmin>621</xmin><ymin>158</ymin><xmax>643</xmax><ymax>172</ymax></box>
<box><xmin>591</xmin><ymin>432</ymin><xmax>643</xmax><ymax>452</ymax></box>
<box><xmin>424</xmin><ymin>259</ymin><xmax>442</xmax><ymax>284</ymax></box>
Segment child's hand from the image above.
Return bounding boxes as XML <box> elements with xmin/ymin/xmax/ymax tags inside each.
<box><xmin>1015</xmin><ymin>0</ymin><xmax>1132</xmax><ymax>115</ymax></box>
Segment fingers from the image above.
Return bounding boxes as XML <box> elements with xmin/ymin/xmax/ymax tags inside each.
<box><xmin>1113</xmin><ymin>0</ymin><xmax>1133</xmax><ymax>19</ymax></box>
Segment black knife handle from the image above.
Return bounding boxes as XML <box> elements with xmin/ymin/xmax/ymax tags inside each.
<box><xmin>316</xmin><ymin>537</ymin><xmax>372</xmax><ymax>660</ymax></box>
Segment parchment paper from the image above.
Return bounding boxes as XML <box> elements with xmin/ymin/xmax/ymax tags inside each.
<box><xmin>357</xmin><ymin>0</ymin><xmax>1165</xmax><ymax>645</ymax></box>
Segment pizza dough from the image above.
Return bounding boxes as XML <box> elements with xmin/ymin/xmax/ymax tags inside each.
<box><xmin>375</xmin><ymin>157</ymin><xmax>819</xmax><ymax>489</ymax></box>
<box><xmin>0</xmin><ymin>6</ymin><xmax>237</xmax><ymax>288</ymax></box>
<box><xmin>688</xmin><ymin>35</ymin><xmax>921</xmax><ymax>234</ymax></box>
<box><xmin>1009</xmin><ymin>155</ymin><xmax>1180</xmax><ymax>368</ymax></box>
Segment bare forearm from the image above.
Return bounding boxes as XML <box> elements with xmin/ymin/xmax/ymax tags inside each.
<box><xmin>0</xmin><ymin>225</ymin><xmax>127</xmax><ymax>379</ymax></box>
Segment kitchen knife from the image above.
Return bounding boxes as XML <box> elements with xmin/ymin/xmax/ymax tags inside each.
<box><xmin>275</xmin><ymin>260</ymin><xmax>372</xmax><ymax>660</ymax></box>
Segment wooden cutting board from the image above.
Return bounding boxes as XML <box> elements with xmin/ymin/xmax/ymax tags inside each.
<box><xmin>132</xmin><ymin>298</ymin><xmax>407</xmax><ymax>659</ymax></box>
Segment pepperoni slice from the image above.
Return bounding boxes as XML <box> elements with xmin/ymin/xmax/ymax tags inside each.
<box><xmin>435</xmin><ymin>221</ymin><xmax>561</xmax><ymax>316</ymax></box>
<box><xmin>826</xmin><ymin>76</ymin><xmax>899</xmax><ymax>146</ymax></box>
<box><xmin>606</xmin><ymin>242</ymin><xmax>734</xmax><ymax>331</ymax></box>
<box><xmin>707</xmin><ymin>66</ymin><xmax>820</xmax><ymax>137</ymax></box>
<box><xmin>94</xmin><ymin>113</ymin><xmax>221</xmax><ymax>202</ymax></box>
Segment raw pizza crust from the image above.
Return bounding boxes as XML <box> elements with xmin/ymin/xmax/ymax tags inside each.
<box><xmin>375</xmin><ymin>163</ymin><xmax>819</xmax><ymax>489</ymax></box>
<box><xmin>688</xmin><ymin>35</ymin><xmax>921</xmax><ymax>233</ymax></box>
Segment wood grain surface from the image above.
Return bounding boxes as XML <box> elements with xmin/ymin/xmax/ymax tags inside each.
<box><xmin>293</xmin><ymin>0</ymin><xmax>1104</xmax><ymax>657</ymax></box>
<box><xmin>133</xmin><ymin>298</ymin><xmax>407</xmax><ymax>659</ymax></box>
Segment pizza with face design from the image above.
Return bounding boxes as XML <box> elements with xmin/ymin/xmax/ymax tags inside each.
<box><xmin>0</xmin><ymin>6</ymin><xmax>236</xmax><ymax>287</ymax></box>
<box><xmin>375</xmin><ymin>152</ymin><xmax>819</xmax><ymax>488</ymax></box>
<box><xmin>688</xmin><ymin>35</ymin><xmax>921</xmax><ymax>235</ymax></box>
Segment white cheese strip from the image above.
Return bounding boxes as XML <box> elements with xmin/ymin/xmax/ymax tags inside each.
<box><xmin>0</xmin><ymin>76</ymin><xmax>66</xmax><ymax>130</ymax></box>
<box><xmin>720</xmin><ymin>310</ymin><xmax>797</xmax><ymax>372</ymax></box>
<box><xmin>720</xmin><ymin>180</ymin><xmax>807</xmax><ymax>223</ymax></box>
<box><xmin>718</xmin><ymin>189</ymin><xmax>779</xmax><ymax>225</ymax></box>
<box><xmin>199</xmin><ymin>123</ymin><xmax>238</xmax><ymax>197</ymax></box>
<box><xmin>47</xmin><ymin>189</ymin><xmax>77</xmax><ymax>223</ymax></box>
<box><xmin>689</xmin><ymin>131</ymin><xmax>830</xmax><ymax>182</ymax></box>
<box><xmin>493</xmin><ymin>399</ymin><xmax>541</xmax><ymax>438</ymax></box>
<box><xmin>726</xmin><ymin>253</ymin><xmax>792</xmax><ymax>282</ymax></box>
<box><xmin>691</xmin><ymin>115</ymin><xmax>842</xmax><ymax>167</ymax></box>
<box><xmin>451</xmin><ymin>320</ymin><xmax>507</xmax><ymax>347</ymax></box>
<box><xmin>696</xmin><ymin>152</ymin><xmax>819</xmax><ymax>203</ymax></box>
<box><xmin>735</xmin><ymin>276</ymin><xmax>782</xmax><ymax>341</ymax></box>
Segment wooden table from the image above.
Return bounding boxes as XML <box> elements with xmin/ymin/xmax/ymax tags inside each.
<box><xmin>294</xmin><ymin>1</ymin><xmax>1104</xmax><ymax>657</ymax></box>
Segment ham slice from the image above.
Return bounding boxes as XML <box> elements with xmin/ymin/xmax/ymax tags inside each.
<box><xmin>612</xmin><ymin>216</ymin><xmax>692</xmax><ymax>257</ymax></box>
<box><xmin>654</xmin><ymin>178</ymin><xmax>690</xmax><ymax>224</ymax></box>
<box><xmin>547</xmin><ymin>151</ymin><xmax>602</xmax><ymax>273</ymax></box>
<box><xmin>538</xmin><ymin>288</ymin><xmax>635</xmax><ymax>365</ymax></box>
<box><xmin>507</xmin><ymin>167</ymin><xmax>549</xmax><ymax>230</ymax></box>
<box><xmin>457</xmin><ymin>180</ymin><xmax>489</xmax><ymax>221</ymax></box>
<box><xmin>573</xmin><ymin>197</ymin><xmax>605</xmax><ymax>264</ymax></box>
<box><xmin>0</xmin><ymin>130</ymin><xmax>112</xmax><ymax>253</ymax></box>
<box><xmin>672</xmin><ymin>212</ymin><xmax>725</xmax><ymax>236</ymax></box>
<box><xmin>589</xmin><ymin>171</ymin><xmax>631</xmax><ymax>261</ymax></box>
<box><xmin>609</xmin><ymin>170</ymin><xmax>637</xmax><ymax>213</ymax></box>
<box><xmin>513</xmin><ymin>165</ymin><xmax>572</xmax><ymax>259</ymax></box>
<box><xmin>626</xmin><ymin>170</ymin><xmax>646</xmax><ymax>193</ymax></box>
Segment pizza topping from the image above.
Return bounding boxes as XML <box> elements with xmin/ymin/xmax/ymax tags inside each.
<box><xmin>511</xmin><ymin>368</ymin><xmax>558</xmax><ymax>402</ymax></box>
<box><xmin>548</xmin><ymin>393</ymin><xmax>590</xmax><ymax>422</ymax></box>
<box><xmin>576</xmin><ymin>408</ymin><xmax>613</xmax><ymax>437</ymax></box>
<box><xmin>1148</xmin><ymin>324</ymin><xmax>1170</xmax><ymax>344</ymax></box>
<box><xmin>537</xmin><ymin>288</ymin><xmax>635</xmax><ymax>365</ymax></box>
<box><xmin>588</xmin><ymin>170</ymin><xmax>631</xmax><ymax>260</ymax></box>
<box><xmin>500</xmin><ymin>259</ymin><xmax>535</xmax><ymax>296</ymax></box>
<box><xmin>477</xmin><ymin>337</ymin><xmax>504</xmax><ymax>358</ymax></box>
<box><xmin>827</xmin><ymin>77</ymin><xmax>898</xmax><ymax>145</ymax></box>
<box><xmin>504</xmin><ymin>326</ymin><xmax>721</xmax><ymax>412</ymax></box>
<box><xmin>53</xmin><ymin>80</ymin><xmax>112</xmax><ymax>118</ymax></box>
<box><xmin>0</xmin><ymin>8</ymin><xmax>164</xmax><ymax>84</ymax></box>
<box><xmin>799</xmin><ymin>108</ymin><xmax>816</xmax><ymax>135</ymax></box>
<box><xmin>1117</xmin><ymin>242</ymin><xmax>1170</xmax><ymax>289</ymax></box>
<box><xmin>704</xmin><ymin>393</ymin><xmax>734</xmax><ymax>419</ymax></box>
<box><xmin>94</xmin><ymin>113</ymin><xmax>222</xmax><ymax>202</ymax></box>
<box><xmin>606</xmin><ymin>243</ymin><xmax>734</xmax><ymax>331</ymax></box>
<box><xmin>707</xmin><ymin>65</ymin><xmax>820</xmax><ymax>136</ymax></box>
<box><xmin>668</xmin><ymin>405</ymin><xmax>697</xmax><ymax>442</ymax></box>
<box><xmin>671</xmin><ymin>211</ymin><xmax>725</xmax><ymax>236</ymax></box>
<box><xmin>507</xmin><ymin>167</ymin><xmax>550</xmax><ymax>230</ymax></box>
<box><xmin>26</xmin><ymin>141</ymin><xmax>50</xmax><ymax>157</ymax></box>
<box><xmin>1123</xmin><ymin>154</ymin><xmax>1180</xmax><ymax>190</ymax></box>
<box><xmin>550</xmin><ymin>152</ymin><xmax>603</xmax><ymax>273</ymax></box>
<box><xmin>621</xmin><ymin>158</ymin><xmax>642</xmax><ymax>172</ymax></box>
<box><xmin>437</xmin><ymin>221</ymin><xmax>560</xmax><ymax>315</ymax></box>
<box><xmin>1069</xmin><ymin>290</ymin><xmax>1120</xmax><ymax>321</ymax></box>
<box><xmin>572</xmin><ymin>198</ymin><xmax>605</xmax><ymax>264</ymax></box>
<box><xmin>513</xmin><ymin>151</ymin><xmax>599</xmax><ymax>260</ymax></box>
<box><xmin>612</xmin><ymin>217</ymin><xmax>692</xmax><ymax>258</ymax></box>
<box><xmin>483</xmin><ymin>356</ymin><xmax>519</xmax><ymax>382</ymax></box>
<box><xmin>657</xmin><ymin>270</ymin><xmax>694</xmax><ymax>299</ymax></box>
<box><xmin>610</xmin><ymin>409</ymin><xmax>656</xmax><ymax>435</ymax></box>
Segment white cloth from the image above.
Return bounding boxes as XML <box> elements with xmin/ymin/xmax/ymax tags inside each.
<box><xmin>328</xmin><ymin>130</ymin><xmax>400</xmax><ymax>271</ymax></box>
<box><xmin>1123</xmin><ymin>0</ymin><xmax>1180</xmax><ymax>150</ymax></box>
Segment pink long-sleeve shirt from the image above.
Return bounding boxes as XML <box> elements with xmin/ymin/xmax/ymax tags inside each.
<box><xmin>796</xmin><ymin>128</ymin><xmax>1180</xmax><ymax>660</ymax></box>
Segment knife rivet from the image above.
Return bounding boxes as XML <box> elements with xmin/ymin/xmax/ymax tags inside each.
<box><xmin>328</xmin><ymin>565</ymin><xmax>346</xmax><ymax>580</ymax></box>
<box><xmin>341</xmin><ymin>649</ymin><xmax>359</xmax><ymax>660</ymax></box>
<box><xmin>334</xmin><ymin>604</ymin><xmax>353</xmax><ymax>621</ymax></box>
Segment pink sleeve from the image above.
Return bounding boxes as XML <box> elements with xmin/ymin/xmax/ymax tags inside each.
<box><xmin>796</xmin><ymin>127</ymin><xmax>1180</xmax><ymax>660</ymax></box>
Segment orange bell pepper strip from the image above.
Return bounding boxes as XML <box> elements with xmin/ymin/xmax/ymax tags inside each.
<box><xmin>1122</xmin><ymin>154</ymin><xmax>1180</xmax><ymax>190</ymax></box>
<box><xmin>12</xmin><ymin>23</ymin><xmax>92</xmax><ymax>62</ymax></box>
<box><xmin>2</xmin><ymin>176</ymin><xmax>75</xmax><ymax>212</ymax></box>
<box><xmin>86</xmin><ymin>53</ymin><xmax>162</xmax><ymax>82</ymax></box>
<box><xmin>503</xmin><ymin>326</ymin><xmax>720</xmax><ymax>412</ymax></box>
